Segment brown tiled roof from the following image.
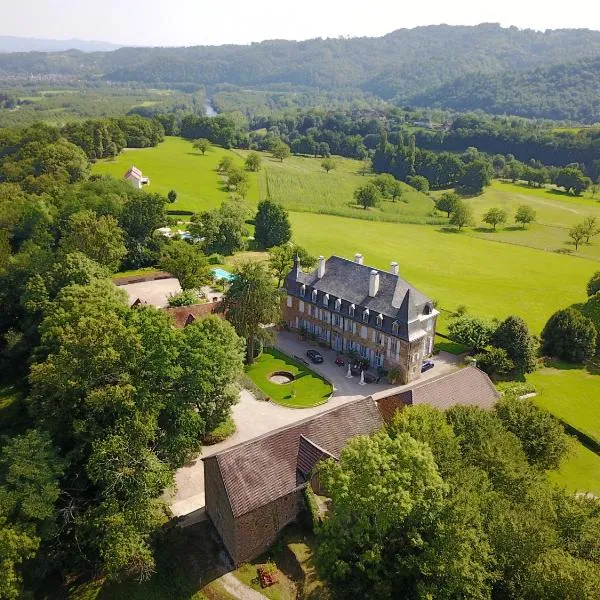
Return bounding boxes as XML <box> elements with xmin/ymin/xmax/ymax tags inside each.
<box><xmin>297</xmin><ymin>436</ymin><xmax>334</xmax><ymax>478</ymax></box>
<box><xmin>376</xmin><ymin>366</ymin><xmax>499</xmax><ymax>423</ymax></box>
<box><xmin>205</xmin><ymin>397</ymin><xmax>383</xmax><ymax>517</ymax></box>
<box><xmin>162</xmin><ymin>301</ymin><xmax>222</xmax><ymax>328</ymax></box>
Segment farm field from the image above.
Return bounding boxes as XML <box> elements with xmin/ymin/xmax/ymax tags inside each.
<box><xmin>444</xmin><ymin>181</ymin><xmax>600</xmax><ymax>261</ymax></box>
<box><xmin>93</xmin><ymin>137</ymin><xmax>260</xmax><ymax>212</ymax></box>
<box><xmin>235</xmin><ymin>149</ymin><xmax>439</xmax><ymax>224</ymax></box>
<box><xmin>289</xmin><ymin>212</ymin><xmax>595</xmax><ymax>334</ymax></box>
<box><xmin>526</xmin><ymin>361</ymin><xmax>600</xmax><ymax>445</ymax></box>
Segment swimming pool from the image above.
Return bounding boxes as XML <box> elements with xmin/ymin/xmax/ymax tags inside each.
<box><xmin>212</xmin><ymin>267</ymin><xmax>235</xmax><ymax>282</ymax></box>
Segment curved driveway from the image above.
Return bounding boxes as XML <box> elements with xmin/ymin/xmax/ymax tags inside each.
<box><xmin>170</xmin><ymin>331</ymin><xmax>461</xmax><ymax>523</ymax></box>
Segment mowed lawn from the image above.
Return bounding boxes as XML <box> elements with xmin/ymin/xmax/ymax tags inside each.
<box><xmin>235</xmin><ymin>149</ymin><xmax>438</xmax><ymax>224</ymax></box>
<box><xmin>443</xmin><ymin>181</ymin><xmax>600</xmax><ymax>261</ymax></box>
<box><xmin>549</xmin><ymin>441</ymin><xmax>600</xmax><ymax>496</ymax></box>
<box><xmin>246</xmin><ymin>348</ymin><xmax>332</xmax><ymax>408</ymax></box>
<box><xmin>289</xmin><ymin>212</ymin><xmax>595</xmax><ymax>334</ymax></box>
<box><xmin>526</xmin><ymin>361</ymin><xmax>600</xmax><ymax>445</ymax></box>
<box><xmin>92</xmin><ymin>137</ymin><xmax>260</xmax><ymax>212</ymax></box>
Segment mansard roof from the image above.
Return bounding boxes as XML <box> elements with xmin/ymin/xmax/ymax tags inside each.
<box><xmin>285</xmin><ymin>255</ymin><xmax>434</xmax><ymax>340</ymax></box>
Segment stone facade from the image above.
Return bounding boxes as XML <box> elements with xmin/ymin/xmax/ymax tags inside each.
<box><xmin>282</xmin><ymin>254</ymin><xmax>437</xmax><ymax>384</ymax></box>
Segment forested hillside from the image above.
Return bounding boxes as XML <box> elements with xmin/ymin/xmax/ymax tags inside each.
<box><xmin>2</xmin><ymin>24</ymin><xmax>600</xmax><ymax>121</ymax></box>
<box><xmin>407</xmin><ymin>56</ymin><xmax>600</xmax><ymax>122</ymax></box>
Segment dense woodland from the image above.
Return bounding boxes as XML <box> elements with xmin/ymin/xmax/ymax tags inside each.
<box><xmin>2</xmin><ymin>25</ymin><xmax>600</xmax><ymax>121</ymax></box>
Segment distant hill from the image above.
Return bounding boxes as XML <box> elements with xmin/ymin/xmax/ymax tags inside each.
<box><xmin>1</xmin><ymin>24</ymin><xmax>600</xmax><ymax>121</ymax></box>
<box><xmin>406</xmin><ymin>56</ymin><xmax>600</xmax><ymax>122</ymax></box>
<box><xmin>0</xmin><ymin>35</ymin><xmax>123</xmax><ymax>53</ymax></box>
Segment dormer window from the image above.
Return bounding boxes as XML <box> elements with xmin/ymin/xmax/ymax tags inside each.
<box><xmin>423</xmin><ymin>304</ymin><xmax>432</xmax><ymax>315</ymax></box>
<box><xmin>300</xmin><ymin>284</ymin><xmax>306</xmax><ymax>297</ymax></box>
<box><xmin>323</xmin><ymin>293</ymin><xmax>329</xmax><ymax>307</ymax></box>
<box><xmin>376</xmin><ymin>313</ymin><xmax>383</xmax><ymax>327</ymax></box>
<box><xmin>392</xmin><ymin>321</ymin><xmax>399</xmax><ymax>335</ymax></box>
<box><xmin>311</xmin><ymin>289</ymin><xmax>317</xmax><ymax>302</ymax></box>
<box><xmin>349</xmin><ymin>304</ymin><xmax>355</xmax><ymax>317</ymax></box>
<box><xmin>335</xmin><ymin>298</ymin><xmax>341</xmax><ymax>311</ymax></box>
<box><xmin>363</xmin><ymin>308</ymin><xmax>369</xmax><ymax>323</ymax></box>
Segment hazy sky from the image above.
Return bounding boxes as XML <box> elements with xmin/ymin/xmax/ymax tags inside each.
<box><xmin>3</xmin><ymin>0</ymin><xmax>600</xmax><ymax>46</ymax></box>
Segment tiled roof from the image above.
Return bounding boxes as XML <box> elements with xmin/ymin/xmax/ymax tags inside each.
<box><xmin>376</xmin><ymin>366</ymin><xmax>499</xmax><ymax>422</ymax></box>
<box><xmin>284</xmin><ymin>255</ymin><xmax>434</xmax><ymax>340</ymax></box>
<box><xmin>161</xmin><ymin>301</ymin><xmax>222</xmax><ymax>328</ymax></box>
<box><xmin>297</xmin><ymin>435</ymin><xmax>334</xmax><ymax>478</ymax></box>
<box><xmin>205</xmin><ymin>397</ymin><xmax>384</xmax><ymax>517</ymax></box>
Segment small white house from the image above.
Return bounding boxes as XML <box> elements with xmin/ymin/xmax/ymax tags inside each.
<box><xmin>124</xmin><ymin>165</ymin><xmax>150</xmax><ymax>189</ymax></box>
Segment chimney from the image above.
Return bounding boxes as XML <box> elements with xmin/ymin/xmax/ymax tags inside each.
<box><xmin>317</xmin><ymin>255</ymin><xmax>326</xmax><ymax>278</ymax></box>
<box><xmin>390</xmin><ymin>261</ymin><xmax>399</xmax><ymax>276</ymax></box>
<box><xmin>354</xmin><ymin>253</ymin><xmax>363</xmax><ymax>265</ymax></box>
<box><xmin>369</xmin><ymin>270</ymin><xmax>380</xmax><ymax>297</ymax></box>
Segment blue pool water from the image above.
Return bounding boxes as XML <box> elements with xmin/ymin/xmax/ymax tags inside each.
<box><xmin>212</xmin><ymin>267</ymin><xmax>235</xmax><ymax>282</ymax></box>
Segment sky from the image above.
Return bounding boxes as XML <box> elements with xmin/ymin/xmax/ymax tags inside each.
<box><xmin>3</xmin><ymin>0</ymin><xmax>600</xmax><ymax>47</ymax></box>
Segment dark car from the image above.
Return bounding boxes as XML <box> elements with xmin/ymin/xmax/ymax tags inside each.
<box><xmin>421</xmin><ymin>360</ymin><xmax>435</xmax><ymax>373</ymax></box>
<box><xmin>306</xmin><ymin>349</ymin><xmax>324</xmax><ymax>364</ymax></box>
<box><xmin>363</xmin><ymin>371</ymin><xmax>378</xmax><ymax>383</ymax></box>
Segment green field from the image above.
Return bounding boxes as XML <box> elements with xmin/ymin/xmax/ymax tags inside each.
<box><xmin>526</xmin><ymin>361</ymin><xmax>600</xmax><ymax>445</ymax></box>
<box><xmin>239</xmin><ymin>150</ymin><xmax>439</xmax><ymax>224</ymax></box>
<box><xmin>289</xmin><ymin>212</ymin><xmax>595</xmax><ymax>334</ymax></box>
<box><xmin>549</xmin><ymin>441</ymin><xmax>600</xmax><ymax>496</ymax></box>
<box><xmin>93</xmin><ymin>137</ymin><xmax>260</xmax><ymax>212</ymax></box>
<box><xmin>440</xmin><ymin>181</ymin><xmax>600</xmax><ymax>261</ymax></box>
<box><xmin>245</xmin><ymin>348</ymin><xmax>332</xmax><ymax>408</ymax></box>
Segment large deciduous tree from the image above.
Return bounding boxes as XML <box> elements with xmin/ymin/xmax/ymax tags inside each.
<box><xmin>587</xmin><ymin>271</ymin><xmax>600</xmax><ymax>296</ymax></box>
<box><xmin>449</xmin><ymin>199</ymin><xmax>474</xmax><ymax>230</ymax></box>
<box><xmin>556</xmin><ymin>167</ymin><xmax>591</xmax><ymax>195</ymax></box>
<box><xmin>220</xmin><ymin>261</ymin><xmax>281</xmax><ymax>363</ymax></box>
<box><xmin>492</xmin><ymin>315</ymin><xmax>537</xmax><ymax>373</ymax></box>
<box><xmin>482</xmin><ymin>207</ymin><xmax>507</xmax><ymax>230</ymax></box>
<box><xmin>353</xmin><ymin>182</ymin><xmax>381</xmax><ymax>210</ymax></box>
<box><xmin>495</xmin><ymin>396</ymin><xmax>569</xmax><ymax>470</ymax></box>
<box><xmin>254</xmin><ymin>200</ymin><xmax>291</xmax><ymax>249</ymax></box>
<box><xmin>435</xmin><ymin>191</ymin><xmax>460</xmax><ymax>217</ymax></box>
<box><xmin>541</xmin><ymin>307</ymin><xmax>597</xmax><ymax>362</ymax></box>
<box><xmin>448</xmin><ymin>314</ymin><xmax>495</xmax><ymax>351</ymax></box>
<box><xmin>160</xmin><ymin>240</ymin><xmax>212</xmax><ymax>290</ymax></box>
<box><xmin>515</xmin><ymin>204</ymin><xmax>536</xmax><ymax>229</ymax></box>
<box><xmin>457</xmin><ymin>159</ymin><xmax>493</xmax><ymax>195</ymax></box>
<box><xmin>268</xmin><ymin>244</ymin><xmax>316</xmax><ymax>287</ymax></box>
<box><xmin>59</xmin><ymin>209</ymin><xmax>127</xmax><ymax>271</ymax></box>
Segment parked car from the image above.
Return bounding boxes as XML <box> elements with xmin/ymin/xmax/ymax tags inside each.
<box><xmin>363</xmin><ymin>371</ymin><xmax>378</xmax><ymax>383</ymax></box>
<box><xmin>306</xmin><ymin>349</ymin><xmax>324</xmax><ymax>364</ymax></box>
<box><xmin>335</xmin><ymin>356</ymin><xmax>345</xmax><ymax>367</ymax></box>
<box><xmin>421</xmin><ymin>360</ymin><xmax>435</xmax><ymax>373</ymax></box>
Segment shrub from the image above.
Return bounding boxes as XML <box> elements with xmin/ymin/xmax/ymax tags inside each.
<box><xmin>541</xmin><ymin>307</ymin><xmax>597</xmax><ymax>362</ymax></box>
<box><xmin>304</xmin><ymin>485</ymin><xmax>323</xmax><ymax>531</ymax></box>
<box><xmin>201</xmin><ymin>415</ymin><xmax>236</xmax><ymax>445</ymax></box>
<box><xmin>492</xmin><ymin>315</ymin><xmax>537</xmax><ymax>373</ymax></box>
<box><xmin>208</xmin><ymin>253</ymin><xmax>225</xmax><ymax>265</ymax></box>
<box><xmin>587</xmin><ymin>271</ymin><xmax>600</xmax><ymax>297</ymax></box>
<box><xmin>167</xmin><ymin>289</ymin><xmax>202</xmax><ymax>307</ymax></box>
<box><xmin>495</xmin><ymin>396</ymin><xmax>570</xmax><ymax>470</ymax></box>
<box><xmin>474</xmin><ymin>347</ymin><xmax>514</xmax><ymax>379</ymax></box>
<box><xmin>448</xmin><ymin>315</ymin><xmax>495</xmax><ymax>351</ymax></box>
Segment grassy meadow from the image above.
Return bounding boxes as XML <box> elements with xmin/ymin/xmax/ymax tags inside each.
<box><xmin>526</xmin><ymin>361</ymin><xmax>600</xmax><ymax>445</ymax></box>
<box><xmin>238</xmin><ymin>150</ymin><xmax>439</xmax><ymax>224</ymax></box>
<box><xmin>435</xmin><ymin>181</ymin><xmax>600</xmax><ymax>261</ymax></box>
<box><xmin>93</xmin><ymin>137</ymin><xmax>260</xmax><ymax>213</ymax></box>
<box><xmin>289</xmin><ymin>212</ymin><xmax>595</xmax><ymax>334</ymax></box>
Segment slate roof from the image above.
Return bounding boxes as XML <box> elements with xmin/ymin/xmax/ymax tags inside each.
<box><xmin>204</xmin><ymin>397</ymin><xmax>384</xmax><ymax>518</ymax></box>
<box><xmin>376</xmin><ymin>366</ymin><xmax>499</xmax><ymax>422</ymax></box>
<box><xmin>285</xmin><ymin>255</ymin><xmax>434</xmax><ymax>341</ymax></box>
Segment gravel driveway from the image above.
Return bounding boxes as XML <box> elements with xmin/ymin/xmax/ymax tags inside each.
<box><xmin>170</xmin><ymin>331</ymin><xmax>462</xmax><ymax>522</ymax></box>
